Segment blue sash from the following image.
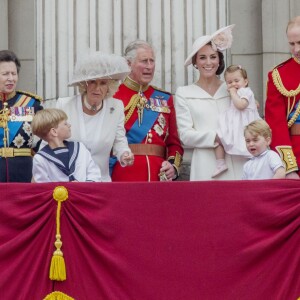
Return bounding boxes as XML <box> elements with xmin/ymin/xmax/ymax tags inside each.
<box><xmin>0</xmin><ymin>96</ymin><xmax>35</xmax><ymax>147</ymax></box>
<box><xmin>288</xmin><ymin>100</ymin><xmax>300</xmax><ymax>123</ymax></box>
<box><xmin>110</xmin><ymin>89</ymin><xmax>171</xmax><ymax>175</ymax></box>
<box><xmin>127</xmin><ymin>90</ymin><xmax>171</xmax><ymax>144</ymax></box>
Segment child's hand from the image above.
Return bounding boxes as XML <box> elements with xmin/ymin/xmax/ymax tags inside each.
<box><xmin>228</xmin><ymin>86</ymin><xmax>237</xmax><ymax>95</ymax></box>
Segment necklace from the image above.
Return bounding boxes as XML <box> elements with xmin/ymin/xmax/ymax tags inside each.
<box><xmin>83</xmin><ymin>96</ymin><xmax>103</xmax><ymax>112</ymax></box>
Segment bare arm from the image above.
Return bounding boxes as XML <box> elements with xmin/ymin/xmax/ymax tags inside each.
<box><xmin>285</xmin><ymin>171</ymin><xmax>299</xmax><ymax>179</ymax></box>
<box><xmin>272</xmin><ymin>166</ymin><xmax>286</xmax><ymax>179</ymax></box>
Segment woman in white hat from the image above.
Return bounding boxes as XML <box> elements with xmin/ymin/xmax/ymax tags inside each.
<box><xmin>175</xmin><ymin>25</ymin><xmax>247</xmax><ymax>180</ymax></box>
<box><xmin>55</xmin><ymin>51</ymin><xmax>134</xmax><ymax>182</ymax></box>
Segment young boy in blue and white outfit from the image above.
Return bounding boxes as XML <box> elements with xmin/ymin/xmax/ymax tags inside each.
<box><xmin>31</xmin><ymin>108</ymin><xmax>101</xmax><ymax>182</ymax></box>
<box><xmin>242</xmin><ymin>119</ymin><xmax>285</xmax><ymax>179</ymax></box>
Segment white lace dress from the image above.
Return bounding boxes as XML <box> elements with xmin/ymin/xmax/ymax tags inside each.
<box><xmin>217</xmin><ymin>87</ymin><xmax>261</xmax><ymax>157</ymax></box>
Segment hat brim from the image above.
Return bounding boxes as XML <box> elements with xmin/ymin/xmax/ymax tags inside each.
<box><xmin>184</xmin><ymin>24</ymin><xmax>235</xmax><ymax>67</ymax></box>
<box><xmin>184</xmin><ymin>35</ymin><xmax>212</xmax><ymax>67</ymax></box>
<box><xmin>68</xmin><ymin>71</ymin><xmax>130</xmax><ymax>87</ymax></box>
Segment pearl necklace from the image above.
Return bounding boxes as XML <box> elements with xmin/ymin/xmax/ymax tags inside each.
<box><xmin>83</xmin><ymin>96</ymin><xmax>103</xmax><ymax>112</ymax></box>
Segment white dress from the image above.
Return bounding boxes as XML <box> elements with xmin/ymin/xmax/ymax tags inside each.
<box><xmin>175</xmin><ymin>83</ymin><xmax>247</xmax><ymax>181</ymax></box>
<box><xmin>56</xmin><ymin>95</ymin><xmax>131</xmax><ymax>182</ymax></box>
<box><xmin>217</xmin><ymin>87</ymin><xmax>261</xmax><ymax>157</ymax></box>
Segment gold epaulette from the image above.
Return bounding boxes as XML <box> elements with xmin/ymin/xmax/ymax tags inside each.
<box><xmin>271</xmin><ymin>60</ymin><xmax>300</xmax><ymax>126</ymax></box>
<box><xmin>275</xmin><ymin>146</ymin><xmax>298</xmax><ymax>174</ymax></box>
<box><xmin>17</xmin><ymin>90</ymin><xmax>43</xmax><ymax>102</ymax></box>
<box><xmin>271</xmin><ymin>68</ymin><xmax>300</xmax><ymax>98</ymax></box>
<box><xmin>151</xmin><ymin>85</ymin><xmax>172</xmax><ymax>95</ymax></box>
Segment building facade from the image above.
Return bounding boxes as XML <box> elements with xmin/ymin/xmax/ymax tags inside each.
<box><xmin>1</xmin><ymin>0</ymin><xmax>300</xmax><ymax>179</ymax></box>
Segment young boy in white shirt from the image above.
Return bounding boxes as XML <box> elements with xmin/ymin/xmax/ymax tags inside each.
<box><xmin>242</xmin><ymin>119</ymin><xmax>285</xmax><ymax>179</ymax></box>
<box><xmin>31</xmin><ymin>108</ymin><xmax>101</xmax><ymax>182</ymax></box>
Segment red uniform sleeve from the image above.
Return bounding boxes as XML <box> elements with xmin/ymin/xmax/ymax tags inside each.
<box><xmin>265</xmin><ymin>68</ymin><xmax>298</xmax><ymax>173</ymax></box>
<box><xmin>265</xmin><ymin>71</ymin><xmax>292</xmax><ymax>148</ymax></box>
<box><xmin>165</xmin><ymin>95</ymin><xmax>184</xmax><ymax>157</ymax></box>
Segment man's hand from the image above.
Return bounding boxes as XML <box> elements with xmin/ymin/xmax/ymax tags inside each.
<box><xmin>159</xmin><ymin>161</ymin><xmax>175</xmax><ymax>181</ymax></box>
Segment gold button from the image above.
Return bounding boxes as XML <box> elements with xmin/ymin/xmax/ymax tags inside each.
<box><xmin>148</xmin><ymin>139</ymin><xmax>152</xmax><ymax>143</ymax></box>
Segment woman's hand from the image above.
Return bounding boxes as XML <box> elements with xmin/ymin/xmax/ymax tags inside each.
<box><xmin>120</xmin><ymin>151</ymin><xmax>134</xmax><ymax>166</ymax></box>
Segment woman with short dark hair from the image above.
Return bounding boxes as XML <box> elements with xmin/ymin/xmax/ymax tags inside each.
<box><xmin>0</xmin><ymin>50</ymin><xmax>43</xmax><ymax>182</ymax></box>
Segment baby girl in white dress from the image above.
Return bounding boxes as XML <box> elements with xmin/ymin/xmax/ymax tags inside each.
<box><xmin>212</xmin><ymin>65</ymin><xmax>261</xmax><ymax>178</ymax></box>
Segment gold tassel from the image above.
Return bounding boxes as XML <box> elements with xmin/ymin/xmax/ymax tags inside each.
<box><xmin>43</xmin><ymin>291</ymin><xmax>75</xmax><ymax>300</ymax></box>
<box><xmin>49</xmin><ymin>186</ymin><xmax>69</xmax><ymax>281</ymax></box>
<box><xmin>124</xmin><ymin>93</ymin><xmax>140</xmax><ymax>124</ymax></box>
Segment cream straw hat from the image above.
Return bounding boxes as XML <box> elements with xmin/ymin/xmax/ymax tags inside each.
<box><xmin>69</xmin><ymin>51</ymin><xmax>130</xmax><ymax>86</ymax></box>
<box><xmin>184</xmin><ymin>24</ymin><xmax>235</xmax><ymax>67</ymax></box>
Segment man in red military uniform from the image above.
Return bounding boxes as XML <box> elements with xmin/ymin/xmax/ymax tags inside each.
<box><xmin>112</xmin><ymin>40</ymin><xmax>183</xmax><ymax>181</ymax></box>
<box><xmin>265</xmin><ymin>16</ymin><xmax>300</xmax><ymax>179</ymax></box>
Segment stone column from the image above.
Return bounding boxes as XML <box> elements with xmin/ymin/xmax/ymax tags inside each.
<box><xmin>8</xmin><ymin>0</ymin><xmax>36</xmax><ymax>92</ymax></box>
<box><xmin>261</xmin><ymin>0</ymin><xmax>300</xmax><ymax>109</ymax></box>
<box><xmin>0</xmin><ymin>0</ymin><xmax>8</xmax><ymax>49</ymax></box>
<box><xmin>229</xmin><ymin>0</ymin><xmax>264</xmax><ymax>115</ymax></box>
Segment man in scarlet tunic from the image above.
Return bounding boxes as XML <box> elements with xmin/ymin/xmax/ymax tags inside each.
<box><xmin>265</xmin><ymin>16</ymin><xmax>300</xmax><ymax>179</ymax></box>
<box><xmin>112</xmin><ymin>40</ymin><xmax>183</xmax><ymax>181</ymax></box>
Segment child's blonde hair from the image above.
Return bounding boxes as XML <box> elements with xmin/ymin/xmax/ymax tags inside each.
<box><xmin>244</xmin><ymin>119</ymin><xmax>272</xmax><ymax>140</ymax></box>
<box><xmin>31</xmin><ymin>108</ymin><xmax>68</xmax><ymax>140</ymax></box>
<box><xmin>224</xmin><ymin>65</ymin><xmax>248</xmax><ymax>86</ymax></box>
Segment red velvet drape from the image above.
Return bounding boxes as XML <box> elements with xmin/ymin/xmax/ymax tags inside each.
<box><xmin>0</xmin><ymin>181</ymin><xmax>299</xmax><ymax>300</ymax></box>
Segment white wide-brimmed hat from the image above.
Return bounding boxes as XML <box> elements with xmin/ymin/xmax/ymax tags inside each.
<box><xmin>184</xmin><ymin>24</ymin><xmax>235</xmax><ymax>67</ymax></box>
<box><xmin>68</xmin><ymin>51</ymin><xmax>130</xmax><ymax>86</ymax></box>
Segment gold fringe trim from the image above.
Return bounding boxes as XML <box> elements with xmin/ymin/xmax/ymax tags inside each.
<box><xmin>0</xmin><ymin>102</ymin><xmax>10</xmax><ymax>146</ymax></box>
<box><xmin>123</xmin><ymin>76</ymin><xmax>149</xmax><ymax>124</ymax></box>
<box><xmin>43</xmin><ymin>291</ymin><xmax>75</xmax><ymax>300</ymax></box>
<box><xmin>272</xmin><ymin>68</ymin><xmax>300</xmax><ymax>126</ymax></box>
<box><xmin>49</xmin><ymin>186</ymin><xmax>68</xmax><ymax>281</ymax></box>
<box><xmin>272</xmin><ymin>68</ymin><xmax>300</xmax><ymax>97</ymax></box>
<box><xmin>275</xmin><ymin>146</ymin><xmax>298</xmax><ymax>173</ymax></box>
<box><xmin>124</xmin><ymin>94</ymin><xmax>141</xmax><ymax>124</ymax></box>
<box><xmin>287</xmin><ymin>102</ymin><xmax>300</xmax><ymax>128</ymax></box>
<box><xmin>123</xmin><ymin>76</ymin><xmax>148</xmax><ymax>92</ymax></box>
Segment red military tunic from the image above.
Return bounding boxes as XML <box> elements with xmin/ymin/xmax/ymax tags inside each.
<box><xmin>112</xmin><ymin>77</ymin><xmax>183</xmax><ymax>181</ymax></box>
<box><xmin>265</xmin><ymin>57</ymin><xmax>300</xmax><ymax>173</ymax></box>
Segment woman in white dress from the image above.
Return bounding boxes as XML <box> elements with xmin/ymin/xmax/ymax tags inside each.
<box><xmin>56</xmin><ymin>51</ymin><xmax>134</xmax><ymax>182</ymax></box>
<box><xmin>175</xmin><ymin>25</ymin><xmax>248</xmax><ymax>181</ymax></box>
